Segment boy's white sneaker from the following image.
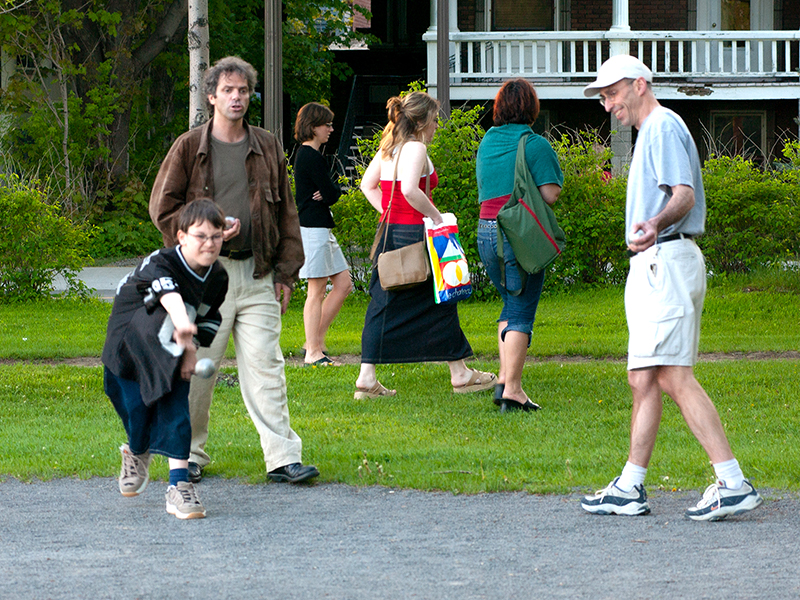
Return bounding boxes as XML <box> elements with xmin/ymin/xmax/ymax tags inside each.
<box><xmin>166</xmin><ymin>481</ymin><xmax>206</xmax><ymax>520</ymax></box>
<box><xmin>118</xmin><ymin>443</ymin><xmax>151</xmax><ymax>497</ymax></box>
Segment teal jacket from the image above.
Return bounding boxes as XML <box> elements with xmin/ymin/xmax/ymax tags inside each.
<box><xmin>476</xmin><ymin>124</ymin><xmax>563</xmax><ymax>203</ymax></box>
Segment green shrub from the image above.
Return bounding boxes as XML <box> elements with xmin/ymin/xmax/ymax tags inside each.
<box><xmin>329</xmin><ymin>92</ymin><xmax>799</xmax><ymax>295</ymax></box>
<box><xmin>331</xmin><ymin>175</ymin><xmax>380</xmax><ymax>294</ymax></box>
<box><xmin>780</xmin><ymin>140</ymin><xmax>800</xmax><ymax>172</ymax></box>
<box><xmin>88</xmin><ymin>177</ymin><xmax>163</xmax><ymax>259</ymax></box>
<box><xmin>702</xmin><ymin>155</ymin><xmax>800</xmax><ymax>274</ymax></box>
<box><xmin>0</xmin><ymin>175</ymin><xmax>92</xmax><ymax>302</ymax></box>
<box><xmin>548</xmin><ymin>129</ymin><xmax>628</xmax><ymax>287</ymax></box>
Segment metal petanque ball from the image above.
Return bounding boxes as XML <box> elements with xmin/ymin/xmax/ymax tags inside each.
<box><xmin>194</xmin><ymin>358</ymin><xmax>216</xmax><ymax>379</ymax></box>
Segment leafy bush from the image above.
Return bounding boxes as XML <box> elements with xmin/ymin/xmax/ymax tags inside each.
<box><xmin>321</xmin><ymin>90</ymin><xmax>800</xmax><ymax>296</ymax></box>
<box><xmin>0</xmin><ymin>54</ymin><xmax>122</xmax><ymax>220</ymax></box>
<box><xmin>0</xmin><ymin>176</ymin><xmax>92</xmax><ymax>302</ymax></box>
<box><xmin>548</xmin><ymin>129</ymin><xmax>628</xmax><ymax>287</ymax></box>
<box><xmin>331</xmin><ymin>173</ymin><xmax>381</xmax><ymax>294</ymax></box>
<box><xmin>701</xmin><ymin>155</ymin><xmax>800</xmax><ymax>274</ymax></box>
<box><xmin>88</xmin><ymin>177</ymin><xmax>163</xmax><ymax>259</ymax></box>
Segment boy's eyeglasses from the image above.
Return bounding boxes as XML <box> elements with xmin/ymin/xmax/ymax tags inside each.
<box><xmin>188</xmin><ymin>233</ymin><xmax>224</xmax><ymax>244</ymax></box>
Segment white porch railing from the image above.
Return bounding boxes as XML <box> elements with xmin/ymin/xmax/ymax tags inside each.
<box><xmin>423</xmin><ymin>30</ymin><xmax>800</xmax><ymax>81</ymax></box>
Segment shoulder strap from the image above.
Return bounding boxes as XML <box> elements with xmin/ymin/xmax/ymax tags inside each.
<box><xmin>379</xmin><ymin>144</ymin><xmax>404</xmax><ymax>255</ymax></box>
<box><xmin>498</xmin><ymin>135</ymin><xmax>531</xmax><ymax>296</ymax></box>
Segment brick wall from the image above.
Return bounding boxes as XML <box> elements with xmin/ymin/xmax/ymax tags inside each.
<box><xmin>459</xmin><ymin>0</ymin><xmax>477</xmax><ymax>31</ymax></box>
<box><xmin>570</xmin><ymin>0</ymin><xmax>612</xmax><ymax>30</ymax></box>
<box><xmin>353</xmin><ymin>0</ymin><xmax>371</xmax><ymax>30</ymax></box>
<box><xmin>562</xmin><ymin>0</ymin><xmax>690</xmax><ymax>31</ymax></box>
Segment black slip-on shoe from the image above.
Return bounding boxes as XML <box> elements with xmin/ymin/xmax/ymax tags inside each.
<box><xmin>187</xmin><ymin>461</ymin><xmax>204</xmax><ymax>483</ymax></box>
<box><xmin>499</xmin><ymin>398</ymin><xmax>541</xmax><ymax>412</ymax></box>
<box><xmin>268</xmin><ymin>462</ymin><xmax>320</xmax><ymax>484</ymax></box>
<box><xmin>493</xmin><ymin>383</ymin><xmax>505</xmax><ymax>406</ymax></box>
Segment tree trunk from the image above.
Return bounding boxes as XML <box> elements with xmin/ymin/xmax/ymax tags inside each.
<box><xmin>109</xmin><ymin>107</ymin><xmax>132</xmax><ymax>183</ymax></box>
<box><xmin>189</xmin><ymin>0</ymin><xmax>210</xmax><ymax>129</ymax></box>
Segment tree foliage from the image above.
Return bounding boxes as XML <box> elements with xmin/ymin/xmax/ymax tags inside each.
<box><xmin>0</xmin><ymin>0</ymin><xmax>373</xmax><ymax>259</ymax></box>
<box><xmin>0</xmin><ymin>0</ymin><xmax>371</xmax><ymax>227</ymax></box>
<box><xmin>206</xmin><ymin>0</ymin><xmax>374</xmax><ymax>119</ymax></box>
<box><xmin>283</xmin><ymin>0</ymin><xmax>375</xmax><ymax>111</ymax></box>
<box><xmin>0</xmin><ymin>0</ymin><xmax>188</xmax><ymax>218</ymax></box>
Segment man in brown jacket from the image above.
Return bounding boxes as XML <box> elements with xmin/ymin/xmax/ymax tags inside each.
<box><xmin>149</xmin><ymin>56</ymin><xmax>319</xmax><ymax>484</ymax></box>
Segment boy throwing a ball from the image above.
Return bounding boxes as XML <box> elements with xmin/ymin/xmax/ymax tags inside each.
<box><xmin>103</xmin><ymin>199</ymin><xmax>230</xmax><ymax>519</ymax></box>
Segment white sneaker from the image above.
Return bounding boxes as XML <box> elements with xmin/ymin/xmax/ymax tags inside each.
<box><xmin>165</xmin><ymin>481</ymin><xmax>206</xmax><ymax>520</ymax></box>
<box><xmin>581</xmin><ymin>477</ymin><xmax>651</xmax><ymax>516</ymax></box>
<box><xmin>118</xmin><ymin>443</ymin><xmax>151</xmax><ymax>497</ymax></box>
<box><xmin>685</xmin><ymin>480</ymin><xmax>763</xmax><ymax>521</ymax></box>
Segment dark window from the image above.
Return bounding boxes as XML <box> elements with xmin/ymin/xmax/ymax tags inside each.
<box><xmin>493</xmin><ymin>0</ymin><xmax>554</xmax><ymax>31</ymax></box>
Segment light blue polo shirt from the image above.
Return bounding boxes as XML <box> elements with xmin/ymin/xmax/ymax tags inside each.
<box><xmin>626</xmin><ymin>107</ymin><xmax>706</xmax><ymax>244</ymax></box>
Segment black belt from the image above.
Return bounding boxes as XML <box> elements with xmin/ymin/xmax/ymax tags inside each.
<box><xmin>658</xmin><ymin>232</ymin><xmax>694</xmax><ymax>244</ymax></box>
<box><xmin>219</xmin><ymin>248</ymin><xmax>253</xmax><ymax>260</ymax></box>
<box><xmin>627</xmin><ymin>233</ymin><xmax>694</xmax><ymax>257</ymax></box>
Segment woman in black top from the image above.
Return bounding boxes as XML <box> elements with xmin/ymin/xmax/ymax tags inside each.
<box><xmin>293</xmin><ymin>102</ymin><xmax>352</xmax><ymax>366</ymax></box>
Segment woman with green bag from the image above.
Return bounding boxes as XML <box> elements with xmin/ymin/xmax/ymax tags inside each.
<box><xmin>476</xmin><ymin>79</ymin><xmax>564</xmax><ymax>412</ymax></box>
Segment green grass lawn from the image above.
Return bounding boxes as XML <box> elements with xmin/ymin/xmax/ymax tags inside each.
<box><xmin>0</xmin><ymin>271</ymin><xmax>798</xmax><ymax>492</ymax></box>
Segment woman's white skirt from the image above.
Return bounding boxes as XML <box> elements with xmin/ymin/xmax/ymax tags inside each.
<box><xmin>299</xmin><ymin>227</ymin><xmax>350</xmax><ymax>279</ymax></box>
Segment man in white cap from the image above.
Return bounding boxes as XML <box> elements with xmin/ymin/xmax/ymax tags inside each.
<box><xmin>579</xmin><ymin>54</ymin><xmax>763</xmax><ymax>521</ymax></box>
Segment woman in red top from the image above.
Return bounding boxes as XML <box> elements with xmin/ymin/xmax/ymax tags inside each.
<box><xmin>355</xmin><ymin>92</ymin><xmax>496</xmax><ymax>399</ymax></box>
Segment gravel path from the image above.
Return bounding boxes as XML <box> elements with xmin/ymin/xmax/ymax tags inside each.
<box><xmin>26</xmin><ymin>266</ymin><xmax>800</xmax><ymax>598</ymax></box>
<box><xmin>1</xmin><ymin>478</ymin><xmax>798</xmax><ymax>599</ymax></box>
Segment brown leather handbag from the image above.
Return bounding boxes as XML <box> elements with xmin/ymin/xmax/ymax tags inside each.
<box><xmin>370</xmin><ymin>145</ymin><xmax>432</xmax><ymax>291</ymax></box>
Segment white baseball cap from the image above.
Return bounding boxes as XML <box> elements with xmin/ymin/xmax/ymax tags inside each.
<box><xmin>583</xmin><ymin>54</ymin><xmax>653</xmax><ymax>97</ymax></box>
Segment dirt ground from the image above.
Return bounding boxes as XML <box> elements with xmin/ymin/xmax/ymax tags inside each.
<box><xmin>9</xmin><ymin>350</ymin><xmax>800</xmax><ymax>369</ymax></box>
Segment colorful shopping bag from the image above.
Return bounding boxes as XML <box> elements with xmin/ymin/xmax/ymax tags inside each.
<box><xmin>423</xmin><ymin>213</ymin><xmax>472</xmax><ymax>304</ymax></box>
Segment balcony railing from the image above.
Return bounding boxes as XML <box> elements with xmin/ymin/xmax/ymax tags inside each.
<box><xmin>423</xmin><ymin>30</ymin><xmax>800</xmax><ymax>82</ymax></box>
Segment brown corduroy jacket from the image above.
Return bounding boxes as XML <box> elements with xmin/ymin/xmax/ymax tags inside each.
<box><xmin>148</xmin><ymin>119</ymin><xmax>304</xmax><ymax>286</ymax></box>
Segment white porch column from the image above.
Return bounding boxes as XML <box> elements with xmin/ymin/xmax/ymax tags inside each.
<box><xmin>608</xmin><ymin>0</ymin><xmax>632</xmax><ymax>171</ymax></box>
<box><xmin>610</xmin><ymin>0</ymin><xmax>630</xmax><ymax>32</ymax></box>
<box><xmin>609</xmin><ymin>0</ymin><xmax>631</xmax><ymax>55</ymax></box>
<box><xmin>426</xmin><ymin>2</ymin><xmax>438</xmax><ymax>95</ymax></box>
<box><xmin>449</xmin><ymin>0</ymin><xmax>458</xmax><ymax>34</ymax></box>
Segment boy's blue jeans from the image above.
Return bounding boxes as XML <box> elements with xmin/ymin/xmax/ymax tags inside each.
<box><xmin>105</xmin><ymin>367</ymin><xmax>191</xmax><ymax>459</ymax></box>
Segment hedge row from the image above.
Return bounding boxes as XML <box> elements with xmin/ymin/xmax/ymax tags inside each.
<box><xmin>333</xmin><ymin>115</ymin><xmax>800</xmax><ymax>297</ymax></box>
<box><xmin>2</xmin><ymin>115</ymin><xmax>798</xmax><ymax>302</ymax></box>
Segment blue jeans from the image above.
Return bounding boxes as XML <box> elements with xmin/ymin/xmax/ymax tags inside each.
<box><xmin>477</xmin><ymin>219</ymin><xmax>545</xmax><ymax>342</ymax></box>
<box><xmin>105</xmin><ymin>367</ymin><xmax>191</xmax><ymax>459</ymax></box>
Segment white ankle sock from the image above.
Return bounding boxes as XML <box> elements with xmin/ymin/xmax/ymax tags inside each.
<box><xmin>616</xmin><ymin>462</ymin><xmax>647</xmax><ymax>492</ymax></box>
<box><xmin>713</xmin><ymin>458</ymin><xmax>744</xmax><ymax>489</ymax></box>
